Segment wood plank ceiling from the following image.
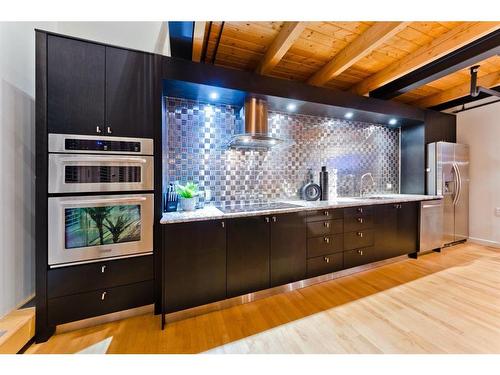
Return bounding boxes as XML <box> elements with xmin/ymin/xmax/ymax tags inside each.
<box><xmin>198</xmin><ymin>21</ymin><xmax>500</xmax><ymax>110</ymax></box>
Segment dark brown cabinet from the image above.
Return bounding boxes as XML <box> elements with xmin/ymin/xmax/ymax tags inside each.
<box><xmin>163</xmin><ymin>220</ymin><xmax>226</xmax><ymax>313</ymax></box>
<box><xmin>47</xmin><ymin>35</ymin><xmax>155</xmax><ymax>138</ymax></box>
<box><xmin>270</xmin><ymin>212</ymin><xmax>307</xmax><ymax>287</ymax></box>
<box><xmin>227</xmin><ymin>215</ymin><xmax>270</xmax><ymax>297</ymax></box>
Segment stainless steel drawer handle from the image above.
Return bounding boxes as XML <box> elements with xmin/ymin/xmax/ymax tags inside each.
<box><xmin>324</xmin><ymin>211</ymin><xmax>329</xmax><ymax>216</ymax></box>
<box><xmin>324</xmin><ymin>222</ymin><xmax>330</xmax><ymax>228</ymax></box>
<box><xmin>272</xmin><ymin>216</ymin><xmax>277</xmax><ymax>222</ymax></box>
<box><xmin>96</xmin><ymin>126</ymin><xmax>102</xmax><ymax>134</ymax></box>
<box><xmin>324</xmin><ymin>257</ymin><xmax>330</xmax><ymax>263</ymax></box>
<box><xmin>357</xmin><ymin>232</ymin><xmax>363</xmax><ymax>237</ymax></box>
<box><xmin>101</xmin><ymin>291</ymin><xmax>107</xmax><ymax>301</ymax></box>
<box><xmin>357</xmin><ymin>218</ymin><xmax>363</xmax><ymax>223</ymax></box>
<box><xmin>221</xmin><ymin>221</ymin><xmax>225</xmax><ymax>228</ymax></box>
<box><xmin>106</xmin><ymin>126</ymin><xmax>112</xmax><ymax>134</ymax></box>
<box><xmin>357</xmin><ymin>250</ymin><xmax>364</xmax><ymax>256</ymax></box>
<box><xmin>265</xmin><ymin>217</ymin><xmax>270</xmax><ymax>223</ymax></box>
<box><xmin>357</xmin><ymin>208</ymin><xmax>363</xmax><ymax>213</ymax></box>
<box><xmin>324</xmin><ymin>237</ymin><xmax>330</xmax><ymax>243</ymax></box>
<box><xmin>101</xmin><ymin>265</ymin><xmax>106</xmax><ymax>273</ymax></box>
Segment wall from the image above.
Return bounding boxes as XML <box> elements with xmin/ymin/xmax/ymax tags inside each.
<box><xmin>457</xmin><ymin>101</ymin><xmax>500</xmax><ymax>247</ymax></box>
<box><xmin>0</xmin><ymin>21</ymin><xmax>170</xmax><ymax>318</ymax></box>
<box><xmin>164</xmin><ymin>98</ymin><xmax>399</xmax><ymax>205</ymax></box>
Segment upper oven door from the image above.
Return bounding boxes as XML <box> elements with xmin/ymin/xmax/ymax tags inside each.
<box><xmin>48</xmin><ymin>194</ymin><xmax>153</xmax><ymax>267</ymax></box>
<box><xmin>49</xmin><ymin>154</ymin><xmax>154</xmax><ymax>193</ymax></box>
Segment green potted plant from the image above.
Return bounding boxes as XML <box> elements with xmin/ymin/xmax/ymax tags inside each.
<box><xmin>176</xmin><ymin>182</ymin><xmax>199</xmax><ymax>211</ymax></box>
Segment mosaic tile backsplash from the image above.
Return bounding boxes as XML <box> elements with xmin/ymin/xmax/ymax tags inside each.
<box><xmin>163</xmin><ymin>97</ymin><xmax>400</xmax><ymax>205</ymax></box>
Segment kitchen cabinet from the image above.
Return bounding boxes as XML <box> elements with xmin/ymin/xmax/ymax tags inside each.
<box><xmin>227</xmin><ymin>215</ymin><xmax>270</xmax><ymax>297</ymax></box>
<box><xmin>270</xmin><ymin>212</ymin><xmax>307</xmax><ymax>287</ymax></box>
<box><xmin>373</xmin><ymin>202</ymin><xmax>418</xmax><ymax>261</ymax></box>
<box><xmin>47</xmin><ymin>35</ymin><xmax>155</xmax><ymax>138</ymax></box>
<box><xmin>163</xmin><ymin>220</ymin><xmax>226</xmax><ymax>313</ymax></box>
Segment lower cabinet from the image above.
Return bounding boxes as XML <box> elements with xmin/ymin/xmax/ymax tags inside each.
<box><xmin>163</xmin><ymin>220</ymin><xmax>226</xmax><ymax>313</ymax></box>
<box><xmin>307</xmin><ymin>252</ymin><xmax>343</xmax><ymax>277</ymax></box>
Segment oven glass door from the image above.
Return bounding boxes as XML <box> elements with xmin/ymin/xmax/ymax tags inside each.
<box><xmin>49</xmin><ymin>154</ymin><xmax>154</xmax><ymax>193</ymax></box>
<box><xmin>48</xmin><ymin>194</ymin><xmax>153</xmax><ymax>266</ymax></box>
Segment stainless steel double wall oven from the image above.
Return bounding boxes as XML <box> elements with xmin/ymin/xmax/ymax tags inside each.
<box><xmin>48</xmin><ymin>134</ymin><xmax>154</xmax><ymax>267</ymax></box>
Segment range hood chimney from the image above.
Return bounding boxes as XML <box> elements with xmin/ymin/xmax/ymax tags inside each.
<box><xmin>227</xmin><ymin>97</ymin><xmax>284</xmax><ymax>149</ymax></box>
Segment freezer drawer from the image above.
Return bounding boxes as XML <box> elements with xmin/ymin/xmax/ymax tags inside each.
<box><xmin>420</xmin><ymin>200</ymin><xmax>444</xmax><ymax>252</ymax></box>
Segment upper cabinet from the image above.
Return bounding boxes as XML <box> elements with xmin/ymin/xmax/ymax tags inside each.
<box><xmin>47</xmin><ymin>35</ymin><xmax>155</xmax><ymax>139</ymax></box>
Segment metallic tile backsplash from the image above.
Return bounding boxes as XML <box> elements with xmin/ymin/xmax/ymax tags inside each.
<box><xmin>163</xmin><ymin>97</ymin><xmax>399</xmax><ymax>205</ymax></box>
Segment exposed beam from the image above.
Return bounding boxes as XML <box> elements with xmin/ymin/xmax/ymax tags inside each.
<box><xmin>351</xmin><ymin>22</ymin><xmax>500</xmax><ymax>96</ymax></box>
<box><xmin>308</xmin><ymin>22</ymin><xmax>410</xmax><ymax>87</ymax></box>
<box><xmin>412</xmin><ymin>70</ymin><xmax>500</xmax><ymax>108</ymax></box>
<box><xmin>370</xmin><ymin>29</ymin><xmax>500</xmax><ymax>99</ymax></box>
<box><xmin>192</xmin><ymin>22</ymin><xmax>207</xmax><ymax>62</ymax></box>
<box><xmin>430</xmin><ymin>85</ymin><xmax>500</xmax><ymax>111</ymax></box>
<box><xmin>256</xmin><ymin>21</ymin><xmax>307</xmax><ymax>75</ymax></box>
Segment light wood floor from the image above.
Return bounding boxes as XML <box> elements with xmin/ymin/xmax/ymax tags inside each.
<box><xmin>27</xmin><ymin>243</ymin><xmax>500</xmax><ymax>354</ymax></box>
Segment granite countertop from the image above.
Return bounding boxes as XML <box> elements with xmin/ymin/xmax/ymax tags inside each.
<box><xmin>160</xmin><ymin>194</ymin><xmax>442</xmax><ymax>224</ymax></box>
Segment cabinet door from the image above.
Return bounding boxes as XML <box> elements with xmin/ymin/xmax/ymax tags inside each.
<box><xmin>163</xmin><ymin>220</ymin><xmax>226</xmax><ymax>313</ymax></box>
<box><xmin>105</xmin><ymin>47</ymin><xmax>155</xmax><ymax>138</ymax></box>
<box><xmin>397</xmin><ymin>202</ymin><xmax>418</xmax><ymax>255</ymax></box>
<box><xmin>270</xmin><ymin>212</ymin><xmax>307</xmax><ymax>287</ymax></box>
<box><xmin>373</xmin><ymin>204</ymin><xmax>398</xmax><ymax>261</ymax></box>
<box><xmin>227</xmin><ymin>216</ymin><xmax>270</xmax><ymax>297</ymax></box>
<box><xmin>47</xmin><ymin>35</ymin><xmax>105</xmax><ymax>135</ymax></box>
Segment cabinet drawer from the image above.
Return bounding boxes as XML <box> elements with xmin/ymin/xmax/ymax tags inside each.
<box><xmin>306</xmin><ymin>252</ymin><xmax>343</xmax><ymax>278</ymax></box>
<box><xmin>306</xmin><ymin>208</ymin><xmax>343</xmax><ymax>222</ymax></box>
<box><xmin>307</xmin><ymin>219</ymin><xmax>343</xmax><ymax>237</ymax></box>
<box><xmin>344</xmin><ymin>247</ymin><xmax>374</xmax><ymax>269</ymax></box>
<box><xmin>307</xmin><ymin>234</ymin><xmax>343</xmax><ymax>258</ymax></box>
<box><xmin>48</xmin><ymin>280</ymin><xmax>153</xmax><ymax>325</ymax></box>
<box><xmin>344</xmin><ymin>215</ymin><xmax>373</xmax><ymax>232</ymax></box>
<box><xmin>48</xmin><ymin>255</ymin><xmax>153</xmax><ymax>298</ymax></box>
<box><xmin>344</xmin><ymin>206</ymin><xmax>373</xmax><ymax>217</ymax></box>
<box><xmin>344</xmin><ymin>230</ymin><xmax>374</xmax><ymax>250</ymax></box>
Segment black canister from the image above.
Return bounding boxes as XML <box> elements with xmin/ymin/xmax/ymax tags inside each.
<box><xmin>319</xmin><ymin>166</ymin><xmax>329</xmax><ymax>201</ymax></box>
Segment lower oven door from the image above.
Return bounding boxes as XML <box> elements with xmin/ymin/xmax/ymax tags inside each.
<box><xmin>48</xmin><ymin>154</ymin><xmax>153</xmax><ymax>193</ymax></box>
<box><xmin>48</xmin><ymin>194</ymin><xmax>153</xmax><ymax>266</ymax></box>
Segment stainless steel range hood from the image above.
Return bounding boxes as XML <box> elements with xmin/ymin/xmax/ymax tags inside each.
<box><xmin>227</xmin><ymin>97</ymin><xmax>285</xmax><ymax>150</ymax></box>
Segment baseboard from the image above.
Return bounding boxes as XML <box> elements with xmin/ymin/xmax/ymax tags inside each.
<box><xmin>0</xmin><ymin>307</ymin><xmax>36</xmax><ymax>354</ymax></box>
<box><xmin>468</xmin><ymin>237</ymin><xmax>500</xmax><ymax>248</ymax></box>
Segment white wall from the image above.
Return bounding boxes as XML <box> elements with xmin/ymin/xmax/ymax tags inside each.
<box><xmin>457</xmin><ymin>101</ymin><xmax>500</xmax><ymax>247</ymax></box>
<box><xmin>0</xmin><ymin>21</ymin><xmax>170</xmax><ymax>318</ymax></box>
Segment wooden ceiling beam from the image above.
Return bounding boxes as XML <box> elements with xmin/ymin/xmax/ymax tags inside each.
<box><xmin>256</xmin><ymin>21</ymin><xmax>307</xmax><ymax>75</ymax></box>
<box><xmin>308</xmin><ymin>22</ymin><xmax>410</xmax><ymax>87</ymax></box>
<box><xmin>412</xmin><ymin>70</ymin><xmax>500</xmax><ymax>108</ymax></box>
<box><xmin>192</xmin><ymin>21</ymin><xmax>207</xmax><ymax>62</ymax></box>
<box><xmin>351</xmin><ymin>22</ymin><xmax>500</xmax><ymax>96</ymax></box>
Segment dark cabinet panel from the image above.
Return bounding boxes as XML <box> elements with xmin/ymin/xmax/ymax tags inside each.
<box><xmin>105</xmin><ymin>47</ymin><xmax>155</xmax><ymax>138</ymax></box>
<box><xmin>163</xmin><ymin>220</ymin><xmax>226</xmax><ymax>313</ymax></box>
<box><xmin>306</xmin><ymin>252</ymin><xmax>343</xmax><ymax>278</ymax></box>
<box><xmin>48</xmin><ymin>280</ymin><xmax>153</xmax><ymax>325</ymax></box>
<box><xmin>344</xmin><ymin>215</ymin><xmax>373</xmax><ymax>232</ymax></box>
<box><xmin>344</xmin><ymin>230</ymin><xmax>374</xmax><ymax>250</ymax></box>
<box><xmin>397</xmin><ymin>202</ymin><xmax>418</xmax><ymax>255</ymax></box>
<box><xmin>344</xmin><ymin>247</ymin><xmax>374</xmax><ymax>269</ymax></box>
<box><xmin>227</xmin><ymin>216</ymin><xmax>270</xmax><ymax>297</ymax></box>
<box><xmin>270</xmin><ymin>212</ymin><xmax>307</xmax><ymax>287</ymax></box>
<box><xmin>47</xmin><ymin>35</ymin><xmax>105</xmax><ymax>135</ymax></box>
<box><xmin>48</xmin><ymin>255</ymin><xmax>153</xmax><ymax>298</ymax></box>
<box><xmin>306</xmin><ymin>208</ymin><xmax>343</xmax><ymax>222</ymax></box>
<box><xmin>344</xmin><ymin>206</ymin><xmax>373</xmax><ymax>217</ymax></box>
<box><xmin>307</xmin><ymin>219</ymin><xmax>343</xmax><ymax>237</ymax></box>
<box><xmin>307</xmin><ymin>234</ymin><xmax>343</xmax><ymax>258</ymax></box>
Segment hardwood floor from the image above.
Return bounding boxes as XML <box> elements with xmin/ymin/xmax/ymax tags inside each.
<box><xmin>26</xmin><ymin>243</ymin><xmax>500</xmax><ymax>354</ymax></box>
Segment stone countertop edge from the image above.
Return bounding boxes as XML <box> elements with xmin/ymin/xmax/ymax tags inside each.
<box><xmin>160</xmin><ymin>194</ymin><xmax>443</xmax><ymax>224</ymax></box>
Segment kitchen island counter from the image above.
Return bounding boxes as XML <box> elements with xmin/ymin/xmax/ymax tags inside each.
<box><xmin>160</xmin><ymin>194</ymin><xmax>442</xmax><ymax>224</ymax></box>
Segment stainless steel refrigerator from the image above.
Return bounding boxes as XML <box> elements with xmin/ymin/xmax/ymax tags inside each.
<box><xmin>427</xmin><ymin>142</ymin><xmax>469</xmax><ymax>246</ymax></box>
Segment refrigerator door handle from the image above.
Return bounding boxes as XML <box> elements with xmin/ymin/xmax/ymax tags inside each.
<box><xmin>452</xmin><ymin>162</ymin><xmax>461</xmax><ymax>206</ymax></box>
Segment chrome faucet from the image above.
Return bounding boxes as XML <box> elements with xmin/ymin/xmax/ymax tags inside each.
<box><xmin>360</xmin><ymin>173</ymin><xmax>375</xmax><ymax>197</ymax></box>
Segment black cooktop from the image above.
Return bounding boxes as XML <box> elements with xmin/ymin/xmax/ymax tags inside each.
<box><xmin>217</xmin><ymin>202</ymin><xmax>303</xmax><ymax>214</ymax></box>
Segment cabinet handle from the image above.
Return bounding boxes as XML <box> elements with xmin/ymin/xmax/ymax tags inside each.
<box><xmin>357</xmin><ymin>217</ymin><xmax>363</xmax><ymax>223</ymax></box>
<box><xmin>221</xmin><ymin>221</ymin><xmax>225</xmax><ymax>228</ymax></box>
<box><xmin>324</xmin><ymin>222</ymin><xmax>330</xmax><ymax>228</ymax></box>
<box><xmin>106</xmin><ymin>126</ymin><xmax>112</xmax><ymax>134</ymax></box>
<box><xmin>96</xmin><ymin>126</ymin><xmax>102</xmax><ymax>134</ymax></box>
<box><xmin>101</xmin><ymin>265</ymin><xmax>106</xmax><ymax>273</ymax></box>
<box><xmin>101</xmin><ymin>291</ymin><xmax>107</xmax><ymax>301</ymax></box>
<box><xmin>324</xmin><ymin>211</ymin><xmax>329</xmax><ymax>216</ymax></box>
<box><xmin>357</xmin><ymin>250</ymin><xmax>364</xmax><ymax>256</ymax></box>
<box><xmin>272</xmin><ymin>216</ymin><xmax>277</xmax><ymax>222</ymax></box>
<box><xmin>324</xmin><ymin>237</ymin><xmax>330</xmax><ymax>243</ymax></box>
<box><xmin>265</xmin><ymin>217</ymin><xmax>270</xmax><ymax>223</ymax></box>
<box><xmin>357</xmin><ymin>232</ymin><xmax>363</xmax><ymax>237</ymax></box>
<box><xmin>357</xmin><ymin>208</ymin><xmax>363</xmax><ymax>213</ymax></box>
<box><xmin>324</xmin><ymin>257</ymin><xmax>330</xmax><ymax>263</ymax></box>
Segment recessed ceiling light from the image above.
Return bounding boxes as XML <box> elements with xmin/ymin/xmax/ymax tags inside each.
<box><xmin>209</xmin><ymin>92</ymin><xmax>219</xmax><ymax>100</ymax></box>
<box><xmin>389</xmin><ymin>118</ymin><xmax>397</xmax><ymax>125</ymax></box>
<box><xmin>344</xmin><ymin>112</ymin><xmax>353</xmax><ymax>119</ymax></box>
<box><xmin>287</xmin><ymin>103</ymin><xmax>297</xmax><ymax>111</ymax></box>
